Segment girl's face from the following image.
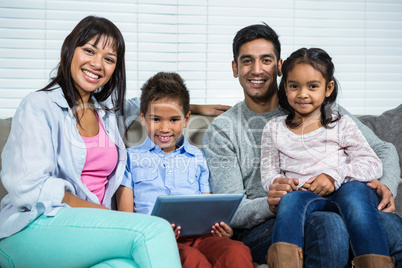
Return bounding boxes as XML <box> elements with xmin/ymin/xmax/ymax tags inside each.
<box><xmin>285</xmin><ymin>63</ymin><xmax>334</xmax><ymax>121</ymax></box>
<box><xmin>71</xmin><ymin>35</ymin><xmax>117</xmax><ymax>103</ymax></box>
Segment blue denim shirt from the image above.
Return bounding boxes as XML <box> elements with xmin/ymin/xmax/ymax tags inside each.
<box><xmin>121</xmin><ymin>136</ymin><xmax>211</xmax><ymax>215</ymax></box>
<box><xmin>0</xmin><ymin>87</ymin><xmax>140</xmax><ymax>239</ymax></box>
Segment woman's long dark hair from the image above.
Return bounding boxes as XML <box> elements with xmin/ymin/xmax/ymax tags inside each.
<box><xmin>41</xmin><ymin>16</ymin><xmax>126</xmax><ymax>120</ymax></box>
<box><xmin>278</xmin><ymin>47</ymin><xmax>340</xmax><ymax>128</ymax></box>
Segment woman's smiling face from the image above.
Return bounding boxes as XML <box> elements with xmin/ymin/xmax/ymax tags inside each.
<box><xmin>70</xmin><ymin>35</ymin><xmax>117</xmax><ymax>102</ymax></box>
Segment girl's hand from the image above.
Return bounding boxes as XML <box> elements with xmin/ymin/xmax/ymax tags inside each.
<box><xmin>171</xmin><ymin>224</ymin><xmax>181</xmax><ymax>239</ymax></box>
<box><xmin>302</xmin><ymin>174</ymin><xmax>335</xmax><ymax>196</ymax></box>
<box><xmin>211</xmin><ymin>222</ymin><xmax>233</xmax><ymax>238</ymax></box>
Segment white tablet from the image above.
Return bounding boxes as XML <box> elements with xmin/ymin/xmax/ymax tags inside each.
<box><xmin>151</xmin><ymin>194</ymin><xmax>244</xmax><ymax>236</ymax></box>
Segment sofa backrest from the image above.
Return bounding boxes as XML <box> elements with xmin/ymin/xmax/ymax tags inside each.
<box><xmin>358</xmin><ymin>104</ymin><xmax>402</xmax><ymax>216</ymax></box>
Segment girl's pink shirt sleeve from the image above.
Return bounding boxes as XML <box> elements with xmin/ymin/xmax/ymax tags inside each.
<box><xmin>324</xmin><ymin>115</ymin><xmax>383</xmax><ymax>189</ymax></box>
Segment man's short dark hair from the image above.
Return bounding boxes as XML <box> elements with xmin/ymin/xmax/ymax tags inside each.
<box><xmin>232</xmin><ymin>22</ymin><xmax>281</xmax><ymax>64</ymax></box>
<box><xmin>140</xmin><ymin>72</ymin><xmax>190</xmax><ymax>116</ymax></box>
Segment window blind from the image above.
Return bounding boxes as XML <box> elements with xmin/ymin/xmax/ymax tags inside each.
<box><xmin>0</xmin><ymin>0</ymin><xmax>401</xmax><ymax>118</ymax></box>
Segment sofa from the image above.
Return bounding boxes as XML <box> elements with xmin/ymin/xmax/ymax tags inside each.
<box><xmin>1</xmin><ymin>106</ymin><xmax>401</xmax><ymax>217</ymax></box>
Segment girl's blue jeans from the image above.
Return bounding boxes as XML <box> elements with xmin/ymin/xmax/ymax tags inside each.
<box><xmin>273</xmin><ymin>181</ymin><xmax>390</xmax><ymax>257</ymax></box>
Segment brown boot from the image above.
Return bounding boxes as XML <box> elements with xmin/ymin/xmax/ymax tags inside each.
<box><xmin>266</xmin><ymin>242</ymin><xmax>303</xmax><ymax>268</ymax></box>
<box><xmin>352</xmin><ymin>254</ymin><xmax>395</xmax><ymax>268</ymax></box>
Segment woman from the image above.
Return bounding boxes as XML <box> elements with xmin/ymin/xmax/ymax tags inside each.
<box><xmin>0</xmin><ymin>16</ymin><xmax>226</xmax><ymax>268</ymax></box>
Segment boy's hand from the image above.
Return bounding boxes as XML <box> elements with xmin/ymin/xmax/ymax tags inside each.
<box><xmin>302</xmin><ymin>174</ymin><xmax>335</xmax><ymax>196</ymax></box>
<box><xmin>171</xmin><ymin>224</ymin><xmax>181</xmax><ymax>239</ymax></box>
<box><xmin>211</xmin><ymin>222</ymin><xmax>233</xmax><ymax>238</ymax></box>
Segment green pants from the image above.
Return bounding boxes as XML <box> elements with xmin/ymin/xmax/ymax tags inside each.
<box><xmin>0</xmin><ymin>208</ymin><xmax>181</xmax><ymax>268</ymax></box>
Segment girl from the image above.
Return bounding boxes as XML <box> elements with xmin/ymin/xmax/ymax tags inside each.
<box><xmin>260</xmin><ymin>48</ymin><xmax>394</xmax><ymax>267</ymax></box>
<box><xmin>0</xmin><ymin>16</ymin><xmax>226</xmax><ymax>268</ymax></box>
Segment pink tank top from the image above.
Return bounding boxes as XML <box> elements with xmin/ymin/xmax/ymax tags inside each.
<box><xmin>81</xmin><ymin>113</ymin><xmax>118</xmax><ymax>205</ymax></box>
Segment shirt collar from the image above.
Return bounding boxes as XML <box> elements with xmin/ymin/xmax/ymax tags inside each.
<box><xmin>47</xmin><ymin>86</ymin><xmax>106</xmax><ymax>118</ymax></box>
<box><xmin>47</xmin><ymin>86</ymin><xmax>69</xmax><ymax>109</ymax></box>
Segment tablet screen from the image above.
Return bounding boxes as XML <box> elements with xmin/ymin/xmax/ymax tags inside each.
<box><xmin>151</xmin><ymin>194</ymin><xmax>244</xmax><ymax>236</ymax></box>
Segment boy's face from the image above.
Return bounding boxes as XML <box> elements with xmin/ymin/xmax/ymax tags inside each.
<box><xmin>141</xmin><ymin>98</ymin><xmax>190</xmax><ymax>154</ymax></box>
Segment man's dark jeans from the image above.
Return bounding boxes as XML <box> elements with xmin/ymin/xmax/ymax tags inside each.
<box><xmin>236</xmin><ymin>201</ymin><xmax>402</xmax><ymax>267</ymax></box>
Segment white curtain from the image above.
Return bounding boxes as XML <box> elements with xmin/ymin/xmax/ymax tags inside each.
<box><xmin>0</xmin><ymin>0</ymin><xmax>401</xmax><ymax>117</ymax></box>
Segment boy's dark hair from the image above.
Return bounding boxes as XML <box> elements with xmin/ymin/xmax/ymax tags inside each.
<box><xmin>41</xmin><ymin>16</ymin><xmax>126</xmax><ymax>119</ymax></box>
<box><xmin>232</xmin><ymin>22</ymin><xmax>281</xmax><ymax>64</ymax></box>
<box><xmin>140</xmin><ymin>72</ymin><xmax>190</xmax><ymax>116</ymax></box>
<box><xmin>278</xmin><ymin>47</ymin><xmax>341</xmax><ymax>128</ymax></box>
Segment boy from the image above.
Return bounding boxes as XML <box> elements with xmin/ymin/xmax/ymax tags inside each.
<box><xmin>116</xmin><ymin>72</ymin><xmax>253</xmax><ymax>268</ymax></box>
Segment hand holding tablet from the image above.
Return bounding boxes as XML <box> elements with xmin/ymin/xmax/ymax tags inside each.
<box><xmin>151</xmin><ymin>194</ymin><xmax>244</xmax><ymax>236</ymax></box>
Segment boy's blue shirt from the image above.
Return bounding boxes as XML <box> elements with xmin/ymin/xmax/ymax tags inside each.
<box><xmin>121</xmin><ymin>135</ymin><xmax>211</xmax><ymax>215</ymax></box>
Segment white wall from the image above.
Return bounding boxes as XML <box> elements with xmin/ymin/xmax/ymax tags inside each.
<box><xmin>1</xmin><ymin>0</ymin><xmax>401</xmax><ymax>118</ymax></box>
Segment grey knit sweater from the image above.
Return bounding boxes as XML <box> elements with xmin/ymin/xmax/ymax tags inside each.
<box><xmin>202</xmin><ymin>101</ymin><xmax>400</xmax><ymax>229</ymax></box>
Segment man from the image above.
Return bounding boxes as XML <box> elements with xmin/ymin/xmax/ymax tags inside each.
<box><xmin>202</xmin><ymin>23</ymin><xmax>402</xmax><ymax>266</ymax></box>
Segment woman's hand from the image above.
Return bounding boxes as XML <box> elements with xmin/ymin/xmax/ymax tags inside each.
<box><xmin>189</xmin><ymin>104</ymin><xmax>231</xmax><ymax>116</ymax></box>
<box><xmin>211</xmin><ymin>222</ymin><xmax>233</xmax><ymax>238</ymax></box>
<box><xmin>62</xmin><ymin>191</ymin><xmax>108</xmax><ymax>209</ymax></box>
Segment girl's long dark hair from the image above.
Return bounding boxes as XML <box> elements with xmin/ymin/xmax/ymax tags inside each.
<box><xmin>278</xmin><ymin>47</ymin><xmax>340</xmax><ymax>128</ymax></box>
<box><xmin>41</xmin><ymin>16</ymin><xmax>126</xmax><ymax>120</ymax></box>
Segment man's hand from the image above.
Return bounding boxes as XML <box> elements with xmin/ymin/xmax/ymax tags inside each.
<box><xmin>366</xmin><ymin>179</ymin><xmax>395</xmax><ymax>213</ymax></box>
<box><xmin>301</xmin><ymin>174</ymin><xmax>335</xmax><ymax>196</ymax></box>
<box><xmin>267</xmin><ymin>177</ymin><xmax>298</xmax><ymax>213</ymax></box>
<box><xmin>189</xmin><ymin>104</ymin><xmax>231</xmax><ymax>116</ymax></box>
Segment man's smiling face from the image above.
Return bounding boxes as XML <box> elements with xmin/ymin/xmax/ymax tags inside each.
<box><xmin>232</xmin><ymin>38</ymin><xmax>282</xmax><ymax>107</ymax></box>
